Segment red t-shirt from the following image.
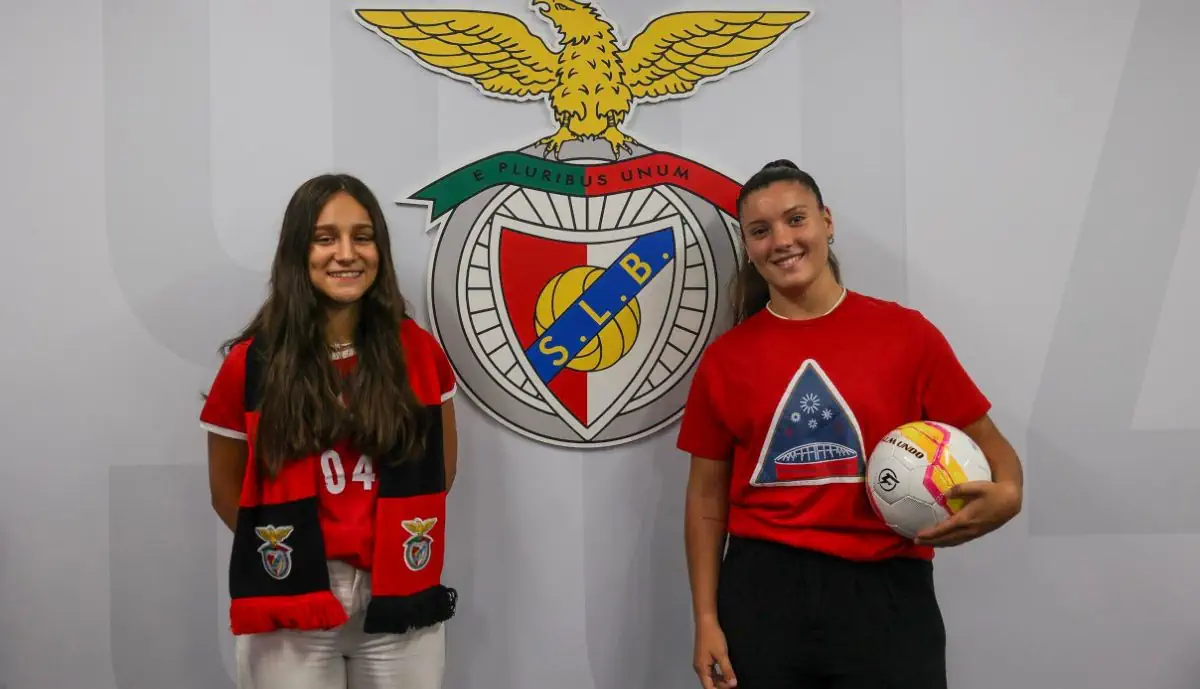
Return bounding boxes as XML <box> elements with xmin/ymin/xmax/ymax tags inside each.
<box><xmin>676</xmin><ymin>290</ymin><xmax>991</xmax><ymax>562</ymax></box>
<box><xmin>199</xmin><ymin>319</ymin><xmax>457</xmax><ymax>570</ymax></box>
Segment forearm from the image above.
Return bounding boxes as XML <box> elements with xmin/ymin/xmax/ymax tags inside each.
<box><xmin>988</xmin><ymin>447</ymin><xmax>1023</xmax><ymax>488</ymax></box>
<box><xmin>207</xmin><ymin>434</ymin><xmax>247</xmax><ymax>534</ymax></box>
<box><xmin>684</xmin><ymin>492</ymin><xmax>728</xmax><ymax>623</ymax></box>
<box><xmin>212</xmin><ymin>495</ymin><xmax>239</xmax><ymax>532</ymax></box>
<box><xmin>963</xmin><ymin>415</ymin><xmax>1023</xmax><ymax>489</ymax></box>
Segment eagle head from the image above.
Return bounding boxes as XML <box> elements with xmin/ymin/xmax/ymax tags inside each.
<box><xmin>532</xmin><ymin>0</ymin><xmax>599</xmax><ymax>31</ymax></box>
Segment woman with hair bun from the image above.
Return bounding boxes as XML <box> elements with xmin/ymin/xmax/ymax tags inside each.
<box><xmin>679</xmin><ymin>160</ymin><xmax>1023</xmax><ymax>689</ymax></box>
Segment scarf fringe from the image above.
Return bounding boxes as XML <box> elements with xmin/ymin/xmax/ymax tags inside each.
<box><xmin>230</xmin><ymin>590</ymin><xmax>349</xmax><ymax>635</ymax></box>
<box><xmin>362</xmin><ymin>584</ymin><xmax>458</xmax><ymax>635</ymax></box>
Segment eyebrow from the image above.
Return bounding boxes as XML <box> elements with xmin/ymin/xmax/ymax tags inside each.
<box><xmin>314</xmin><ymin>223</ymin><xmax>374</xmax><ymax>231</ymax></box>
<box><xmin>745</xmin><ymin>205</ymin><xmax>809</xmax><ymax>226</ymax></box>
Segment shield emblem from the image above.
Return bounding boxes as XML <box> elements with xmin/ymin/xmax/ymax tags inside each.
<box><xmin>405</xmin><ymin>537</ymin><xmax>433</xmax><ymax>571</ymax></box>
<box><xmin>488</xmin><ymin>208</ymin><xmax>686</xmax><ymax>441</ymax></box>
<box><xmin>261</xmin><ymin>547</ymin><xmax>292</xmax><ymax>580</ymax></box>
<box><xmin>426</xmin><ymin>140</ymin><xmax>740</xmax><ymax>448</ymax></box>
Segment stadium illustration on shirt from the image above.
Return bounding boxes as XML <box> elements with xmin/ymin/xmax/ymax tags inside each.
<box><xmin>751</xmin><ymin>359</ymin><xmax>867</xmax><ymax>486</ymax></box>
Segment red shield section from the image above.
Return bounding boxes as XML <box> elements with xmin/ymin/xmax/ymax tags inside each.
<box><xmin>496</xmin><ymin>227</ymin><xmax>589</xmax><ymax>424</ymax></box>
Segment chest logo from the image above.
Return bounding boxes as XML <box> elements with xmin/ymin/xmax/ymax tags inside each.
<box><xmin>750</xmin><ymin>359</ymin><xmax>866</xmax><ymax>487</ymax></box>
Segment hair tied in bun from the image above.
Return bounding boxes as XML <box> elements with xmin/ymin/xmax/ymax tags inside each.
<box><xmin>763</xmin><ymin>159</ymin><xmax>800</xmax><ymax>171</ymax></box>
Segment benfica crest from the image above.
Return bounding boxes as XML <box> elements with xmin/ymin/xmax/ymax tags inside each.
<box><xmin>402</xmin><ymin>517</ymin><xmax>438</xmax><ymax>571</ymax></box>
<box><xmin>255</xmin><ymin>525</ymin><xmax>295</xmax><ymax>581</ymax></box>
<box><xmin>354</xmin><ymin>2</ymin><xmax>811</xmax><ymax>448</ymax></box>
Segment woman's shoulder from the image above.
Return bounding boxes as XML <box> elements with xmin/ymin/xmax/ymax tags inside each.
<box><xmin>398</xmin><ymin>318</ymin><xmax>456</xmax><ymax>397</ymax></box>
<box><xmin>218</xmin><ymin>337</ymin><xmax>255</xmax><ymax>367</ymax></box>
<box><xmin>399</xmin><ymin>318</ymin><xmax>449</xmax><ymax>358</ymax></box>
<box><xmin>399</xmin><ymin>317</ymin><xmax>437</xmax><ymax>343</ymax></box>
<box><xmin>847</xmin><ymin>290</ymin><xmax>933</xmax><ymax>328</ymax></box>
<box><xmin>844</xmin><ymin>291</ymin><xmax>950</xmax><ymax>357</ymax></box>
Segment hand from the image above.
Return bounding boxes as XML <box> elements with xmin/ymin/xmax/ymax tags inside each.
<box><xmin>914</xmin><ymin>480</ymin><xmax>1022</xmax><ymax>547</ymax></box>
<box><xmin>693</xmin><ymin>616</ymin><xmax>737</xmax><ymax>689</ymax></box>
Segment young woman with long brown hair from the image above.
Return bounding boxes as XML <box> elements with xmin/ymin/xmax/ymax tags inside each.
<box><xmin>679</xmin><ymin>160</ymin><xmax>1023</xmax><ymax>689</ymax></box>
<box><xmin>201</xmin><ymin>173</ymin><xmax>458</xmax><ymax>689</ymax></box>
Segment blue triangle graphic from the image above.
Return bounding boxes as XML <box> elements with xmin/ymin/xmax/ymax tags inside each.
<box><xmin>751</xmin><ymin>359</ymin><xmax>866</xmax><ymax>486</ymax></box>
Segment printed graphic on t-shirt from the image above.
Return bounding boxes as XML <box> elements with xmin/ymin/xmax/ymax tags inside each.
<box><xmin>750</xmin><ymin>359</ymin><xmax>866</xmax><ymax>487</ymax></box>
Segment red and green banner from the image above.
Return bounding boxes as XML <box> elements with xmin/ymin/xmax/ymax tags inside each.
<box><xmin>410</xmin><ymin>151</ymin><xmax>742</xmax><ymax>220</ymax></box>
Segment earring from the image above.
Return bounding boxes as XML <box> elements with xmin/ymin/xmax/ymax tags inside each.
<box><xmin>827</xmin><ymin>235</ymin><xmax>835</xmax><ymax>245</ymax></box>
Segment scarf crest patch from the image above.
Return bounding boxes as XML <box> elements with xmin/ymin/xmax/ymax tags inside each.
<box><xmin>403</xmin><ymin>518</ymin><xmax>437</xmax><ymax>571</ymax></box>
<box><xmin>255</xmin><ymin>525</ymin><xmax>295</xmax><ymax>580</ymax></box>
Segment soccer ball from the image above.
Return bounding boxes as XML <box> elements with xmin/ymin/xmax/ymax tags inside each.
<box><xmin>865</xmin><ymin>421</ymin><xmax>992</xmax><ymax>539</ymax></box>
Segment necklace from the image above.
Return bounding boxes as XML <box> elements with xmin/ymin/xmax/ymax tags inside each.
<box><xmin>767</xmin><ymin>286</ymin><xmax>847</xmax><ymax>320</ymax></box>
<box><xmin>328</xmin><ymin>340</ymin><xmax>356</xmax><ymax>360</ymax></box>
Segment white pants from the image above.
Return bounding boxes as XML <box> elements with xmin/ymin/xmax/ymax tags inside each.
<box><xmin>236</xmin><ymin>560</ymin><xmax>446</xmax><ymax>689</ymax></box>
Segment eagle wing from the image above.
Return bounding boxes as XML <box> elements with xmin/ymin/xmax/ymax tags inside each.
<box><xmin>356</xmin><ymin>10</ymin><xmax>559</xmax><ymax>99</ymax></box>
<box><xmin>620</xmin><ymin>12</ymin><xmax>810</xmax><ymax>101</ymax></box>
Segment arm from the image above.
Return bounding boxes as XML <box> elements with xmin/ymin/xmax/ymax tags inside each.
<box><xmin>676</xmin><ymin>350</ymin><xmax>734</xmax><ymax>629</ymax></box>
<box><xmin>684</xmin><ymin>455</ymin><xmax>731</xmax><ymax>626</ymax></box>
<box><xmin>675</xmin><ymin>348</ymin><xmax>738</xmax><ymax>687</ymax></box>
<box><xmin>915</xmin><ymin>415</ymin><xmax>1023</xmax><ymax>546</ymax></box>
<box><xmin>442</xmin><ymin>399</ymin><xmax>458</xmax><ymax>491</ymax></box>
<box><xmin>911</xmin><ymin>315</ymin><xmax>1022</xmax><ymax>546</ymax></box>
<box><xmin>962</xmin><ymin>413</ymin><xmax>1023</xmax><ymax>492</ymax></box>
<box><xmin>207</xmin><ymin>433</ymin><xmax>248</xmax><ymax>532</ymax></box>
<box><xmin>200</xmin><ymin>341</ymin><xmax>251</xmax><ymax>531</ymax></box>
<box><xmin>685</xmin><ymin>455</ymin><xmax>739</xmax><ymax>689</ymax></box>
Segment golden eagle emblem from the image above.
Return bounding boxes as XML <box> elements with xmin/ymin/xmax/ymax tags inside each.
<box><xmin>401</xmin><ymin>517</ymin><xmax>439</xmax><ymax>537</ymax></box>
<box><xmin>254</xmin><ymin>524</ymin><xmax>294</xmax><ymax>546</ymax></box>
<box><xmin>356</xmin><ymin>1</ymin><xmax>811</xmax><ymax>157</ymax></box>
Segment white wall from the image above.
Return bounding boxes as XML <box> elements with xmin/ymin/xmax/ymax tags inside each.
<box><xmin>1</xmin><ymin>0</ymin><xmax>1198</xmax><ymax>688</ymax></box>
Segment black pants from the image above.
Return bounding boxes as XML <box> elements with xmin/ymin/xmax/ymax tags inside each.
<box><xmin>716</xmin><ymin>536</ymin><xmax>947</xmax><ymax>689</ymax></box>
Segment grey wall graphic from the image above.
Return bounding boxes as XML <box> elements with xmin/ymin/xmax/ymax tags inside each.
<box><xmin>1029</xmin><ymin>0</ymin><xmax>1200</xmax><ymax>536</ymax></box>
<box><xmin>1</xmin><ymin>0</ymin><xmax>1197</xmax><ymax>688</ymax></box>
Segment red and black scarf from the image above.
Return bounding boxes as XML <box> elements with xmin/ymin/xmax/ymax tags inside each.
<box><xmin>227</xmin><ymin>337</ymin><xmax>456</xmax><ymax>635</ymax></box>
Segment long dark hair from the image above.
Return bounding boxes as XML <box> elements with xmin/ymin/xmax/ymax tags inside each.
<box><xmin>221</xmin><ymin>173</ymin><xmax>427</xmax><ymax>476</ymax></box>
<box><xmin>731</xmin><ymin>159</ymin><xmax>842</xmax><ymax>322</ymax></box>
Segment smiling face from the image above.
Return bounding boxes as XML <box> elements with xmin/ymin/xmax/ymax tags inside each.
<box><xmin>738</xmin><ymin>180</ymin><xmax>835</xmax><ymax>296</ymax></box>
<box><xmin>308</xmin><ymin>191</ymin><xmax>379</xmax><ymax>305</ymax></box>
